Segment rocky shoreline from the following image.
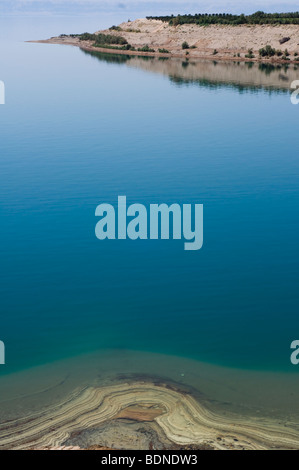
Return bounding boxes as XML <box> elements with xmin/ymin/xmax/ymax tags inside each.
<box><xmin>1</xmin><ymin>379</ymin><xmax>299</xmax><ymax>450</ymax></box>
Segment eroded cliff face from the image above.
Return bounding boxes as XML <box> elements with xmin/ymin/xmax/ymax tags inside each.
<box><xmin>99</xmin><ymin>19</ymin><xmax>299</xmax><ymax>57</ymax></box>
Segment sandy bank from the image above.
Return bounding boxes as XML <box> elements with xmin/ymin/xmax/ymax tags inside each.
<box><xmin>32</xmin><ymin>19</ymin><xmax>299</xmax><ymax>64</ymax></box>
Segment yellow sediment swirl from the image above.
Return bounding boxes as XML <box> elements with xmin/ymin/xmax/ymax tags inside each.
<box><xmin>0</xmin><ymin>382</ymin><xmax>299</xmax><ymax>450</ymax></box>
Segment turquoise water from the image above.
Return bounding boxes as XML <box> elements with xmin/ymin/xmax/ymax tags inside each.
<box><xmin>1</xmin><ymin>18</ymin><xmax>299</xmax><ymax>379</ymax></box>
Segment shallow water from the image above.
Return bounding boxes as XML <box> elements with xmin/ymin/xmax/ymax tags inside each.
<box><xmin>0</xmin><ymin>16</ymin><xmax>299</xmax><ymax>426</ymax></box>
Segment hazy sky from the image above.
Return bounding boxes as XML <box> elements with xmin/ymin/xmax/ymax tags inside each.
<box><xmin>1</xmin><ymin>1</ymin><xmax>298</xmax><ymax>16</ymax></box>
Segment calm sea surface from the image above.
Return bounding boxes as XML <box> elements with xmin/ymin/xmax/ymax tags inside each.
<box><xmin>0</xmin><ymin>16</ymin><xmax>299</xmax><ymax>391</ymax></box>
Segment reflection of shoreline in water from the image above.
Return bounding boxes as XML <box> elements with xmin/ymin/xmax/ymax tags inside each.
<box><xmin>83</xmin><ymin>50</ymin><xmax>297</xmax><ymax>93</ymax></box>
<box><xmin>1</xmin><ymin>350</ymin><xmax>299</xmax><ymax>449</ymax></box>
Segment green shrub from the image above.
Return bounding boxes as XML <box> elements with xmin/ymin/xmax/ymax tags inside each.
<box><xmin>137</xmin><ymin>45</ymin><xmax>155</xmax><ymax>52</ymax></box>
<box><xmin>125</xmin><ymin>28</ymin><xmax>141</xmax><ymax>33</ymax></box>
<box><xmin>245</xmin><ymin>48</ymin><xmax>255</xmax><ymax>58</ymax></box>
<box><xmin>158</xmin><ymin>48</ymin><xmax>170</xmax><ymax>53</ymax></box>
<box><xmin>80</xmin><ymin>32</ymin><xmax>128</xmax><ymax>46</ymax></box>
<box><xmin>182</xmin><ymin>41</ymin><xmax>189</xmax><ymax>49</ymax></box>
<box><xmin>79</xmin><ymin>32</ymin><xmax>97</xmax><ymax>41</ymax></box>
<box><xmin>96</xmin><ymin>33</ymin><xmax>127</xmax><ymax>45</ymax></box>
<box><xmin>109</xmin><ymin>25</ymin><xmax>122</xmax><ymax>31</ymax></box>
<box><xmin>94</xmin><ymin>43</ymin><xmax>133</xmax><ymax>51</ymax></box>
<box><xmin>259</xmin><ymin>45</ymin><xmax>276</xmax><ymax>57</ymax></box>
